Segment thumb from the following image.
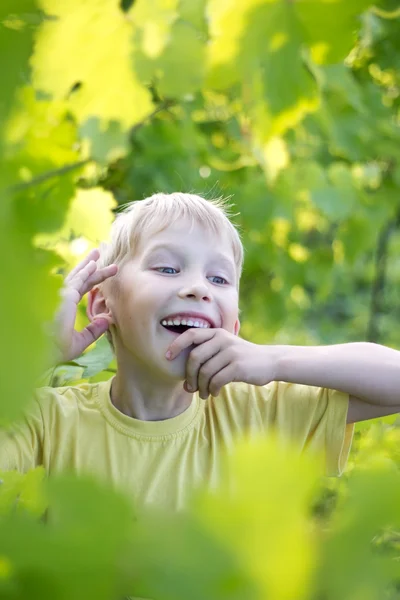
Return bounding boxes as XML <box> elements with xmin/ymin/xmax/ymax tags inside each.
<box><xmin>85</xmin><ymin>318</ymin><xmax>110</xmax><ymax>343</ymax></box>
<box><xmin>65</xmin><ymin>319</ymin><xmax>111</xmax><ymax>362</ymax></box>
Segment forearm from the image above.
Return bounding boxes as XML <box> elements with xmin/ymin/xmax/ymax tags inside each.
<box><xmin>273</xmin><ymin>342</ymin><xmax>400</xmax><ymax>406</ymax></box>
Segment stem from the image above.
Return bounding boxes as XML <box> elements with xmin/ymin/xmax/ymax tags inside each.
<box><xmin>6</xmin><ymin>100</ymin><xmax>175</xmax><ymax>194</ymax></box>
<box><xmin>367</xmin><ymin>212</ymin><xmax>400</xmax><ymax>343</ymax></box>
<box><xmin>6</xmin><ymin>159</ymin><xmax>91</xmax><ymax>194</ymax></box>
<box><xmin>371</xmin><ymin>5</ymin><xmax>400</xmax><ymax>19</ymax></box>
<box><xmin>129</xmin><ymin>99</ymin><xmax>175</xmax><ymax>140</ymax></box>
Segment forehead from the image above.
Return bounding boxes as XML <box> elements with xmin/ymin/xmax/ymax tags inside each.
<box><xmin>137</xmin><ymin>220</ymin><xmax>236</xmax><ymax>262</ymax></box>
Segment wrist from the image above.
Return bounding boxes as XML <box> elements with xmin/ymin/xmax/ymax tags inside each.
<box><xmin>271</xmin><ymin>345</ymin><xmax>286</xmax><ymax>382</ymax></box>
<box><xmin>268</xmin><ymin>344</ymin><xmax>300</xmax><ymax>383</ymax></box>
<box><xmin>261</xmin><ymin>344</ymin><xmax>288</xmax><ymax>383</ymax></box>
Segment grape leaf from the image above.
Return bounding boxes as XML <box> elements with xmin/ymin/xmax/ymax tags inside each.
<box><xmin>58</xmin><ymin>187</ymin><xmax>117</xmax><ymax>243</ymax></box>
<box><xmin>297</xmin><ymin>0</ymin><xmax>375</xmax><ymax>65</ymax></box>
<box><xmin>207</xmin><ymin>0</ymin><xmax>319</xmax><ymax>139</ymax></box>
<box><xmin>72</xmin><ymin>335</ymin><xmax>114</xmax><ymax>378</ymax></box>
<box><xmin>32</xmin><ymin>0</ymin><xmax>153</xmax><ymax>156</ymax></box>
<box><xmin>0</xmin><ymin>1</ymin><xmax>42</xmax><ymax>130</ymax></box>
<box><xmin>132</xmin><ymin>0</ymin><xmax>206</xmax><ymax>97</ymax></box>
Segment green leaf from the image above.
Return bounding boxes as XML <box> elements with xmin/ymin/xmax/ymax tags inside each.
<box><xmin>132</xmin><ymin>0</ymin><xmax>207</xmax><ymax>98</ymax></box>
<box><xmin>0</xmin><ymin>467</ymin><xmax>46</xmax><ymax>517</ymax></box>
<box><xmin>180</xmin><ymin>0</ymin><xmax>207</xmax><ymax>34</ymax></box>
<box><xmin>1</xmin><ymin>86</ymin><xmax>81</xmax><ymax>233</ymax></box>
<box><xmin>129</xmin><ymin>510</ymin><xmax>258</xmax><ymax>600</ymax></box>
<box><xmin>0</xmin><ymin>475</ymin><xmax>134</xmax><ymax>600</ymax></box>
<box><xmin>157</xmin><ymin>20</ymin><xmax>206</xmax><ymax>97</ymax></box>
<box><xmin>317</xmin><ymin>467</ymin><xmax>400</xmax><ymax>598</ymax></box>
<box><xmin>12</xmin><ymin>171</ymin><xmax>78</xmax><ymax>235</ymax></box>
<box><xmin>208</xmin><ymin>0</ymin><xmax>319</xmax><ymax>139</ymax></box>
<box><xmin>0</xmin><ymin>225</ymin><xmax>61</xmax><ymax>424</ymax></box>
<box><xmin>311</xmin><ymin>163</ymin><xmax>358</xmax><ymax>221</ymax></box>
<box><xmin>79</xmin><ymin>118</ymin><xmax>130</xmax><ymax>164</ymax></box>
<box><xmin>4</xmin><ymin>87</ymin><xmax>79</xmax><ymax>172</ymax></box>
<box><xmin>72</xmin><ymin>335</ymin><xmax>114</xmax><ymax>378</ymax></box>
<box><xmin>194</xmin><ymin>438</ymin><xmax>320</xmax><ymax>600</ymax></box>
<box><xmin>58</xmin><ymin>187</ymin><xmax>117</xmax><ymax>243</ymax></box>
<box><xmin>0</xmin><ymin>1</ymin><xmax>43</xmax><ymax>131</ymax></box>
<box><xmin>297</xmin><ymin>0</ymin><xmax>375</xmax><ymax>65</ymax></box>
<box><xmin>32</xmin><ymin>0</ymin><xmax>153</xmax><ymax>146</ymax></box>
<box><xmin>48</xmin><ymin>364</ymin><xmax>85</xmax><ymax>387</ymax></box>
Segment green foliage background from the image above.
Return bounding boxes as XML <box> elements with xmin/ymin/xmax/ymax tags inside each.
<box><xmin>1</xmin><ymin>0</ymin><xmax>400</xmax><ymax>598</ymax></box>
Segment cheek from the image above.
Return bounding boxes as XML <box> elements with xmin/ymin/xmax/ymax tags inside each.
<box><xmin>223</xmin><ymin>301</ymin><xmax>239</xmax><ymax>330</ymax></box>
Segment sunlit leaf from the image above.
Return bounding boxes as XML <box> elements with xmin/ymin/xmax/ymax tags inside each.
<box><xmin>0</xmin><ymin>220</ymin><xmax>61</xmax><ymax>424</ymax></box>
<box><xmin>194</xmin><ymin>437</ymin><xmax>319</xmax><ymax>600</ymax></box>
<box><xmin>0</xmin><ymin>1</ymin><xmax>42</xmax><ymax>131</ymax></box>
<box><xmin>297</xmin><ymin>0</ymin><xmax>375</xmax><ymax>65</ymax></box>
<box><xmin>32</xmin><ymin>0</ymin><xmax>153</xmax><ymax>152</ymax></box>
<box><xmin>133</xmin><ymin>0</ymin><xmax>206</xmax><ymax>97</ymax></box>
<box><xmin>207</xmin><ymin>0</ymin><xmax>319</xmax><ymax>139</ymax></box>
<box><xmin>317</xmin><ymin>467</ymin><xmax>400</xmax><ymax>599</ymax></box>
<box><xmin>58</xmin><ymin>187</ymin><xmax>117</xmax><ymax>243</ymax></box>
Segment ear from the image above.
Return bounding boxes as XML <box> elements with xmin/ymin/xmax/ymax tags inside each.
<box><xmin>87</xmin><ymin>286</ymin><xmax>114</xmax><ymax>325</ymax></box>
<box><xmin>234</xmin><ymin>318</ymin><xmax>240</xmax><ymax>336</ymax></box>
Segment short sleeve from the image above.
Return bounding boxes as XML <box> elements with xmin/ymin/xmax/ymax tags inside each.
<box><xmin>0</xmin><ymin>392</ymin><xmax>45</xmax><ymax>472</ymax></box>
<box><xmin>237</xmin><ymin>381</ymin><xmax>354</xmax><ymax>476</ymax></box>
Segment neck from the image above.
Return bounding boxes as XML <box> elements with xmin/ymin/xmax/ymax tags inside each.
<box><xmin>110</xmin><ymin>352</ymin><xmax>192</xmax><ymax>421</ymax></box>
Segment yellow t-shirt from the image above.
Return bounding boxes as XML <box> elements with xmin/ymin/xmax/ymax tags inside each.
<box><xmin>0</xmin><ymin>378</ymin><xmax>353</xmax><ymax>511</ymax></box>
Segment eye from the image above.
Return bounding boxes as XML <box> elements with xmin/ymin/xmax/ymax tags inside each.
<box><xmin>155</xmin><ymin>267</ymin><xmax>178</xmax><ymax>274</ymax></box>
<box><xmin>209</xmin><ymin>275</ymin><xmax>228</xmax><ymax>285</ymax></box>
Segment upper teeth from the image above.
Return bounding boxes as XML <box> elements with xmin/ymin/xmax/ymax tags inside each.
<box><xmin>161</xmin><ymin>317</ymin><xmax>211</xmax><ymax>328</ymax></box>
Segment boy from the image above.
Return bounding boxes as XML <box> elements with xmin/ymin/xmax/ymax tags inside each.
<box><xmin>1</xmin><ymin>192</ymin><xmax>400</xmax><ymax>511</ymax></box>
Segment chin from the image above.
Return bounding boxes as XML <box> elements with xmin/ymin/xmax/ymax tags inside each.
<box><xmin>162</xmin><ymin>348</ymin><xmax>191</xmax><ymax>381</ymax></box>
<box><xmin>166</xmin><ymin>358</ymin><xmax>187</xmax><ymax>381</ymax></box>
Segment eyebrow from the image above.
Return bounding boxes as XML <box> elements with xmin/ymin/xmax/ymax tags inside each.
<box><xmin>145</xmin><ymin>243</ymin><xmax>236</xmax><ymax>275</ymax></box>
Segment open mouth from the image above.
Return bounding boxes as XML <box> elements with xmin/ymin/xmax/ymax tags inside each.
<box><xmin>160</xmin><ymin>315</ymin><xmax>214</xmax><ymax>334</ymax></box>
<box><xmin>162</xmin><ymin>323</ymin><xmax>202</xmax><ymax>335</ymax></box>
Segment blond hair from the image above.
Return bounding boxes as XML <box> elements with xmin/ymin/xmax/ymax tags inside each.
<box><xmin>98</xmin><ymin>192</ymin><xmax>244</xmax><ymax>280</ymax></box>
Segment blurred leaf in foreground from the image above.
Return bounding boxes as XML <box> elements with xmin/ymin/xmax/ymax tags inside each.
<box><xmin>0</xmin><ymin>474</ymin><xmax>135</xmax><ymax>600</ymax></box>
<box><xmin>193</xmin><ymin>436</ymin><xmax>320</xmax><ymax>600</ymax></box>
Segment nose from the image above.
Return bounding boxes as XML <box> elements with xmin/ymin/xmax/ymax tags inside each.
<box><xmin>178</xmin><ymin>278</ymin><xmax>212</xmax><ymax>302</ymax></box>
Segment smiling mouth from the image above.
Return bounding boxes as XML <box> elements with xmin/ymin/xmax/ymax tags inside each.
<box><xmin>161</xmin><ymin>323</ymin><xmax>198</xmax><ymax>334</ymax></box>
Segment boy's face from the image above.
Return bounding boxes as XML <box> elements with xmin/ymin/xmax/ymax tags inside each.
<box><xmin>104</xmin><ymin>220</ymin><xmax>240</xmax><ymax>380</ymax></box>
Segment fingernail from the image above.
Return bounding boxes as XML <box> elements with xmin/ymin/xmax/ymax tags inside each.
<box><xmin>165</xmin><ymin>351</ymin><xmax>172</xmax><ymax>359</ymax></box>
<box><xmin>186</xmin><ymin>383</ymin><xmax>193</xmax><ymax>392</ymax></box>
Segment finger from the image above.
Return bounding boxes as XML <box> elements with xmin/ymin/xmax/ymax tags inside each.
<box><xmin>57</xmin><ymin>263</ymin><xmax>117</xmax><ymax>353</ymax></box>
<box><xmin>66</xmin><ymin>262</ymin><xmax>118</xmax><ymax>302</ymax></box>
<box><xmin>79</xmin><ymin>263</ymin><xmax>118</xmax><ymax>296</ymax></box>
<box><xmin>65</xmin><ymin>249</ymin><xmax>100</xmax><ymax>284</ymax></box>
<box><xmin>72</xmin><ymin>318</ymin><xmax>110</xmax><ymax>357</ymax></box>
<box><xmin>197</xmin><ymin>352</ymin><xmax>231</xmax><ymax>399</ymax></box>
<box><xmin>166</xmin><ymin>328</ymin><xmax>216</xmax><ymax>360</ymax></box>
<box><xmin>66</xmin><ymin>260</ymin><xmax>98</xmax><ymax>297</ymax></box>
<box><xmin>208</xmin><ymin>363</ymin><xmax>237</xmax><ymax>397</ymax></box>
<box><xmin>185</xmin><ymin>337</ymin><xmax>222</xmax><ymax>392</ymax></box>
<box><xmin>54</xmin><ymin>289</ymin><xmax>80</xmax><ymax>350</ymax></box>
<box><xmin>55</xmin><ymin>261</ymin><xmax>99</xmax><ymax>345</ymax></box>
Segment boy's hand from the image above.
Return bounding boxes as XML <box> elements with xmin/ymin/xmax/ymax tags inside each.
<box><xmin>54</xmin><ymin>249</ymin><xmax>118</xmax><ymax>362</ymax></box>
<box><xmin>166</xmin><ymin>329</ymin><xmax>276</xmax><ymax>398</ymax></box>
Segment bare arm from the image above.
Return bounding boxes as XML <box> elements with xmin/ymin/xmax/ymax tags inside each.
<box><xmin>274</xmin><ymin>342</ymin><xmax>400</xmax><ymax>423</ymax></box>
